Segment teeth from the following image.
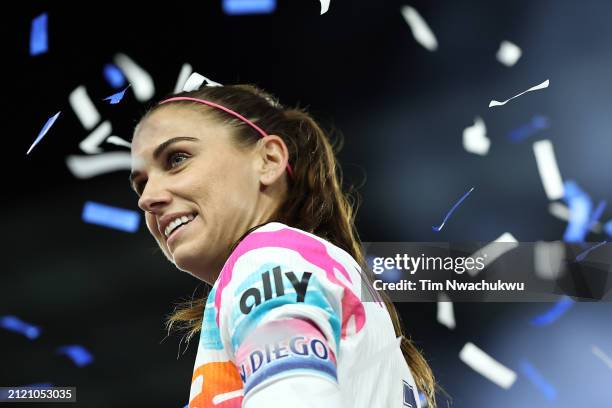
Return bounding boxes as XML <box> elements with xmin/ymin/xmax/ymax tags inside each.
<box><xmin>164</xmin><ymin>214</ymin><xmax>196</xmax><ymax>238</ymax></box>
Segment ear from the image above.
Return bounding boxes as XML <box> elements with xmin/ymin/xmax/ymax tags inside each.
<box><xmin>256</xmin><ymin>134</ymin><xmax>290</xmax><ymax>186</ymax></box>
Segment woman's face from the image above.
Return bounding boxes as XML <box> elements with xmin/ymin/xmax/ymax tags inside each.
<box><xmin>130</xmin><ymin>105</ymin><xmax>286</xmax><ymax>284</ymax></box>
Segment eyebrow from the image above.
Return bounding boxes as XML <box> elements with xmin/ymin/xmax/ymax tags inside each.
<box><xmin>128</xmin><ymin>136</ymin><xmax>199</xmax><ymax>192</ymax></box>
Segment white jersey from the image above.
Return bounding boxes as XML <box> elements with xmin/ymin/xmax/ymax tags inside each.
<box><xmin>188</xmin><ymin>222</ymin><xmax>421</xmax><ymax>408</ymax></box>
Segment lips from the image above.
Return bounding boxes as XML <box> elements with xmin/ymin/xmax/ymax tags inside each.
<box><xmin>157</xmin><ymin>211</ymin><xmax>198</xmax><ymax>242</ymax></box>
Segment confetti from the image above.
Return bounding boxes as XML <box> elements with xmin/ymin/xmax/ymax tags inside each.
<box><xmin>533</xmin><ymin>139</ymin><xmax>565</xmax><ymax>201</ymax></box>
<box><xmin>432</xmin><ymin>187</ymin><xmax>474</xmax><ymax>232</ymax></box>
<box><xmin>182</xmin><ymin>72</ymin><xmax>223</xmax><ymax>92</ymax></box>
<box><xmin>592</xmin><ymin>345</ymin><xmax>612</xmax><ymax>370</ymax></box>
<box><xmin>549</xmin><ymin>202</ymin><xmax>602</xmax><ymax>233</ymax></box>
<box><xmin>468</xmin><ymin>232</ymin><xmax>518</xmax><ymax>277</ymax></box>
<box><xmin>605</xmin><ymin>220</ymin><xmax>612</xmax><ymax>237</ymax></box>
<box><xmin>589</xmin><ymin>200</ymin><xmax>607</xmax><ymax>229</ymax></box>
<box><xmin>103</xmin><ymin>63</ymin><xmax>126</xmax><ymax>89</ymax></box>
<box><xmin>436</xmin><ymin>293</ymin><xmax>456</xmax><ymax>329</ymax></box>
<box><xmin>530</xmin><ymin>296</ymin><xmax>574</xmax><ymax>326</ymax></box>
<box><xmin>519</xmin><ymin>360</ymin><xmax>557</xmax><ymax>401</ymax></box>
<box><xmin>508</xmin><ymin>115</ymin><xmax>549</xmax><ymax>143</ymax></box>
<box><xmin>319</xmin><ymin>0</ymin><xmax>330</xmax><ymax>15</ymax></box>
<box><xmin>30</xmin><ymin>13</ymin><xmax>48</xmax><ymax>56</ymax></box>
<box><xmin>26</xmin><ymin>111</ymin><xmax>61</xmax><ymax>155</ymax></box>
<box><xmin>113</xmin><ymin>53</ymin><xmax>155</xmax><ymax>102</ymax></box>
<box><xmin>0</xmin><ymin>315</ymin><xmax>41</xmax><ymax>339</ymax></box>
<box><xmin>79</xmin><ymin>121</ymin><xmax>112</xmax><ymax>154</ymax></box>
<box><xmin>489</xmin><ymin>79</ymin><xmax>549</xmax><ymax>108</ymax></box>
<box><xmin>222</xmin><ymin>0</ymin><xmax>276</xmax><ymax>15</ymax></box>
<box><xmin>400</xmin><ymin>6</ymin><xmax>438</xmax><ymax>51</ymax></box>
<box><xmin>575</xmin><ymin>241</ymin><xmax>607</xmax><ymax>262</ymax></box>
<box><xmin>459</xmin><ymin>342</ymin><xmax>517</xmax><ymax>389</ymax></box>
<box><xmin>103</xmin><ymin>85</ymin><xmax>130</xmax><ymax>105</ymax></box>
<box><xmin>533</xmin><ymin>241</ymin><xmax>566</xmax><ymax>280</ymax></box>
<box><xmin>56</xmin><ymin>345</ymin><xmax>94</xmax><ymax>367</ymax></box>
<box><xmin>82</xmin><ymin>201</ymin><xmax>140</xmax><ymax>233</ymax></box>
<box><xmin>496</xmin><ymin>41</ymin><xmax>522</xmax><ymax>67</ymax></box>
<box><xmin>69</xmin><ymin>86</ymin><xmax>101</xmax><ymax>130</ymax></box>
<box><xmin>462</xmin><ymin>116</ymin><xmax>490</xmax><ymax>156</ymax></box>
<box><xmin>106</xmin><ymin>136</ymin><xmax>131</xmax><ymax>148</ymax></box>
<box><xmin>562</xmin><ymin>180</ymin><xmax>592</xmax><ymax>242</ymax></box>
<box><xmin>174</xmin><ymin>63</ymin><xmax>193</xmax><ymax>94</ymax></box>
<box><xmin>66</xmin><ymin>152</ymin><xmax>132</xmax><ymax>179</ymax></box>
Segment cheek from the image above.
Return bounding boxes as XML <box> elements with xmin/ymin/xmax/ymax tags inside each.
<box><xmin>145</xmin><ymin>213</ymin><xmax>160</xmax><ymax>239</ymax></box>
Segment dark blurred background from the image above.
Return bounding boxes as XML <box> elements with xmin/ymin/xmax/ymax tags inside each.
<box><xmin>3</xmin><ymin>1</ymin><xmax>612</xmax><ymax>406</ymax></box>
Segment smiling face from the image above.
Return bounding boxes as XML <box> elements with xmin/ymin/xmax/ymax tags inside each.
<box><xmin>130</xmin><ymin>104</ymin><xmax>288</xmax><ymax>284</ymax></box>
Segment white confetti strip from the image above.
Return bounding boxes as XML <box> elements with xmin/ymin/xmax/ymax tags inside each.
<box><xmin>106</xmin><ymin>136</ymin><xmax>132</xmax><ymax>148</ymax></box>
<box><xmin>533</xmin><ymin>139</ymin><xmax>565</xmax><ymax>200</ymax></box>
<box><xmin>113</xmin><ymin>53</ymin><xmax>155</xmax><ymax>102</ymax></box>
<box><xmin>496</xmin><ymin>41</ymin><xmax>522</xmax><ymax>67</ymax></box>
<box><xmin>463</xmin><ymin>116</ymin><xmax>490</xmax><ymax>156</ymax></box>
<box><xmin>66</xmin><ymin>152</ymin><xmax>132</xmax><ymax>179</ymax></box>
<box><xmin>174</xmin><ymin>63</ymin><xmax>193</xmax><ymax>94</ymax></box>
<box><xmin>400</xmin><ymin>5</ymin><xmax>438</xmax><ymax>51</ymax></box>
<box><xmin>79</xmin><ymin>121</ymin><xmax>112</xmax><ymax>154</ymax></box>
<box><xmin>69</xmin><ymin>86</ymin><xmax>100</xmax><ymax>130</ymax></box>
<box><xmin>468</xmin><ymin>232</ymin><xmax>518</xmax><ymax>277</ymax></box>
<box><xmin>182</xmin><ymin>72</ymin><xmax>223</xmax><ymax>92</ymax></box>
<box><xmin>459</xmin><ymin>342</ymin><xmax>517</xmax><ymax>389</ymax></box>
<box><xmin>489</xmin><ymin>79</ymin><xmax>549</xmax><ymax>108</ymax></box>
<box><xmin>436</xmin><ymin>293</ymin><xmax>456</xmax><ymax>329</ymax></box>
<box><xmin>319</xmin><ymin>0</ymin><xmax>330</xmax><ymax>15</ymax></box>
<box><xmin>534</xmin><ymin>241</ymin><xmax>566</xmax><ymax>280</ymax></box>
<box><xmin>592</xmin><ymin>345</ymin><xmax>612</xmax><ymax>370</ymax></box>
<box><xmin>548</xmin><ymin>202</ymin><xmax>602</xmax><ymax>233</ymax></box>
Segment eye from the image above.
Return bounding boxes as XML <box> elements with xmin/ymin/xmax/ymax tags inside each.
<box><xmin>167</xmin><ymin>151</ymin><xmax>189</xmax><ymax>169</ymax></box>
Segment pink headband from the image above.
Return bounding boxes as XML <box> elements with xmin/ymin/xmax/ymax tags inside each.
<box><xmin>158</xmin><ymin>96</ymin><xmax>294</xmax><ymax>176</ymax></box>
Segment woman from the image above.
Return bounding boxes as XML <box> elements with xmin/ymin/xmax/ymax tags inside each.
<box><xmin>129</xmin><ymin>83</ymin><xmax>436</xmax><ymax>407</ymax></box>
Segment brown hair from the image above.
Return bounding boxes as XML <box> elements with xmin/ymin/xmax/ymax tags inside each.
<box><xmin>141</xmin><ymin>84</ymin><xmax>436</xmax><ymax>406</ymax></box>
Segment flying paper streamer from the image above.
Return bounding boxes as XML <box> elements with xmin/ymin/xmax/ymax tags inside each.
<box><xmin>605</xmin><ymin>220</ymin><xmax>612</xmax><ymax>237</ymax></box>
<box><xmin>113</xmin><ymin>53</ymin><xmax>155</xmax><ymax>102</ymax></box>
<box><xmin>82</xmin><ymin>201</ymin><xmax>140</xmax><ymax>233</ymax></box>
<box><xmin>463</xmin><ymin>117</ymin><xmax>490</xmax><ymax>155</ymax></box>
<box><xmin>519</xmin><ymin>360</ymin><xmax>557</xmax><ymax>401</ymax></box>
<box><xmin>533</xmin><ymin>139</ymin><xmax>564</xmax><ymax>200</ymax></box>
<box><xmin>174</xmin><ymin>63</ymin><xmax>193</xmax><ymax>94</ymax></box>
<box><xmin>66</xmin><ymin>152</ymin><xmax>132</xmax><ymax>179</ymax></box>
<box><xmin>182</xmin><ymin>72</ymin><xmax>223</xmax><ymax>92</ymax></box>
<box><xmin>508</xmin><ymin>115</ymin><xmax>549</xmax><ymax>143</ymax></box>
<box><xmin>575</xmin><ymin>241</ymin><xmax>607</xmax><ymax>262</ymax></box>
<box><xmin>432</xmin><ymin>187</ymin><xmax>475</xmax><ymax>232</ymax></box>
<box><xmin>30</xmin><ymin>13</ymin><xmax>48</xmax><ymax>56</ymax></box>
<box><xmin>56</xmin><ymin>345</ymin><xmax>94</xmax><ymax>367</ymax></box>
<box><xmin>222</xmin><ymin>0</ymin><xmax>276</xmax><ymax>15</ymax></box>
<box><xmin>530</xmin><ymin>296</ymin><xmax>574</xmax><ymax>326</ymax></box>
<box><xmin>589</xmin><ymin>200</ymin><xmax>606</xmax><ymax>228</ymax></box>
<box><xmin>436</xmin><ymin>293</ymin><xmax>456</xmax><ymax>329</ymax></box>
<box><xmin>549</xmin><ymin>202</ymin><xmax>602</xmax><ymax>233</ymax></box>
<box><xmin>106</xmin><ymin>136</ymin><xmax>131</xmax><ymax>148</ymax></box>
<box><xmin>534</xmin><ymin>241</ymin><xmax>566</xmax><ymax>280</ymax></box>
<box><xmin>562</xmin><ymin>180</ymin><xmax>592</xmax><ymax>243</ymax></box>
<box><xmin>103</xmin><ymin>63</ymin><xmax>126</xmax><ymax>89</ymax></box>
<box><xmin>26</xmin><ymin>111</ymin><xmax>61</xmax><ymax>155</ymax></box>
<box><xmin>489</xmin><ymin>79</ymin><xmax>549</xmax><ymax>108</ymax></box>
<box><xmin>103</xmin><ymin>85</ymin><xmax>130</xmax><ymax>104</ymax></box>
<box><xmin>400</xmin><ymin>6</ymin><xmax>438</xmax><ymax>51</ymax></box>
<box><xmin>69</xmin><ymin>86</ymin><xmax>101</xmax><ymax>130</ymax></box>
<box><xmin>320</xmin><ymin>0</ymin><xmax>330</xmax><ymax>15</ymax></box>
<box><xmin>592</xmin><ymin>345</ymin><xmax>612</xmax><ymax>370</ymax></box>
<box><xmin>0</xmin><ymin>315</ymin><xmax>41</xmax><ymax>339</ymax></box>
<box><xmin>468</xmin><ymin>232</ymin><xmax>518</xmax><ymax>277</ymax></box>
<box><xmin>459</xmin><ymin>342</ymin><xmax>517</xmax><ymax>389</ymax></box>
<box><xmin>496</xmin><ymin>41</ymin><xmax>522</xmax><ymax>67</ymax></box>
<box><xmin>79</xmin><ymin>121</ymin><xmax>112</xmax><ymax>154</ymax></box>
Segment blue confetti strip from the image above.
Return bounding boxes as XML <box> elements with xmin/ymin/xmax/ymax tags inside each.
<box><xmin>508</xmin><ymin>115</ymin><xmax>549</xmax><ymax>143</ymax></box>
<box><xmin>103</xmin><ymin>85</ymin><xmax>130</xmax><ymax>105</ymax></box>
<box><xmin>530</xmin><ymin>296</ymin><xmax>574</xmax><ymax>326</ymax></box>
<box><xmin>82</xmin><ymin>201</ymin><xmax>140</xmax><ymax>233</ymax></box>
<box><xmin>103</xmin><ymin>64</ymin><xmax>126</xmax><ymax>89</ymax></box>
<box><xmin>432</xmin><ymin>187</ymin><xmax>474</xmax><ymax>232</ymax></box>
<box><xmin>605</xmin><ymin>220</ymin><xmax>612</xmax><ymax>238</ymax></box>
<box><xmin>589</xmin><ymin>200</ymin><xmax>607</xmax><ymax>228</ymax></box>
<box><xmin>223</xmin><ymin>0</ymin><xmax>276</xmax><ymax>15</ymax></box>
<box><xmin>575</xmin><ymin>240</ymin><xmax>607</xmax><ymax>262</ymax></box>
<box><xmin>519</xmin><ymin>359</ymin><xmax>557</xmax><ymax>401</ymax></box>
<box><xmin>30</xmin><ymin>13</ymin><xmax>48</xmax><ymax>56</ymax></box>
<box><xmin>27</xmin><ymin>111</ymin><xmax>61</xmax><ymax>155</ymax></box>
<box><xmin>56</xmin><ymin>345</ymin><xmax>94</xmax><ymax>367</ymax></box>
<box><xmin>0</xmin><ymin>315</ymin><xmax>41</xmax><ymax>339</ymax></box>
<box><xmin>562</xmin><ymin>180</ymin><xmax>592</xmax><ymax>243</ymax></box>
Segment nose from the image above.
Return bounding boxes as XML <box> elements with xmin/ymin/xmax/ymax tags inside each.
<box><xmin>137</xmin><ymin>179</ymin><xmax>172</xmax><ymax>214</ymax></box>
